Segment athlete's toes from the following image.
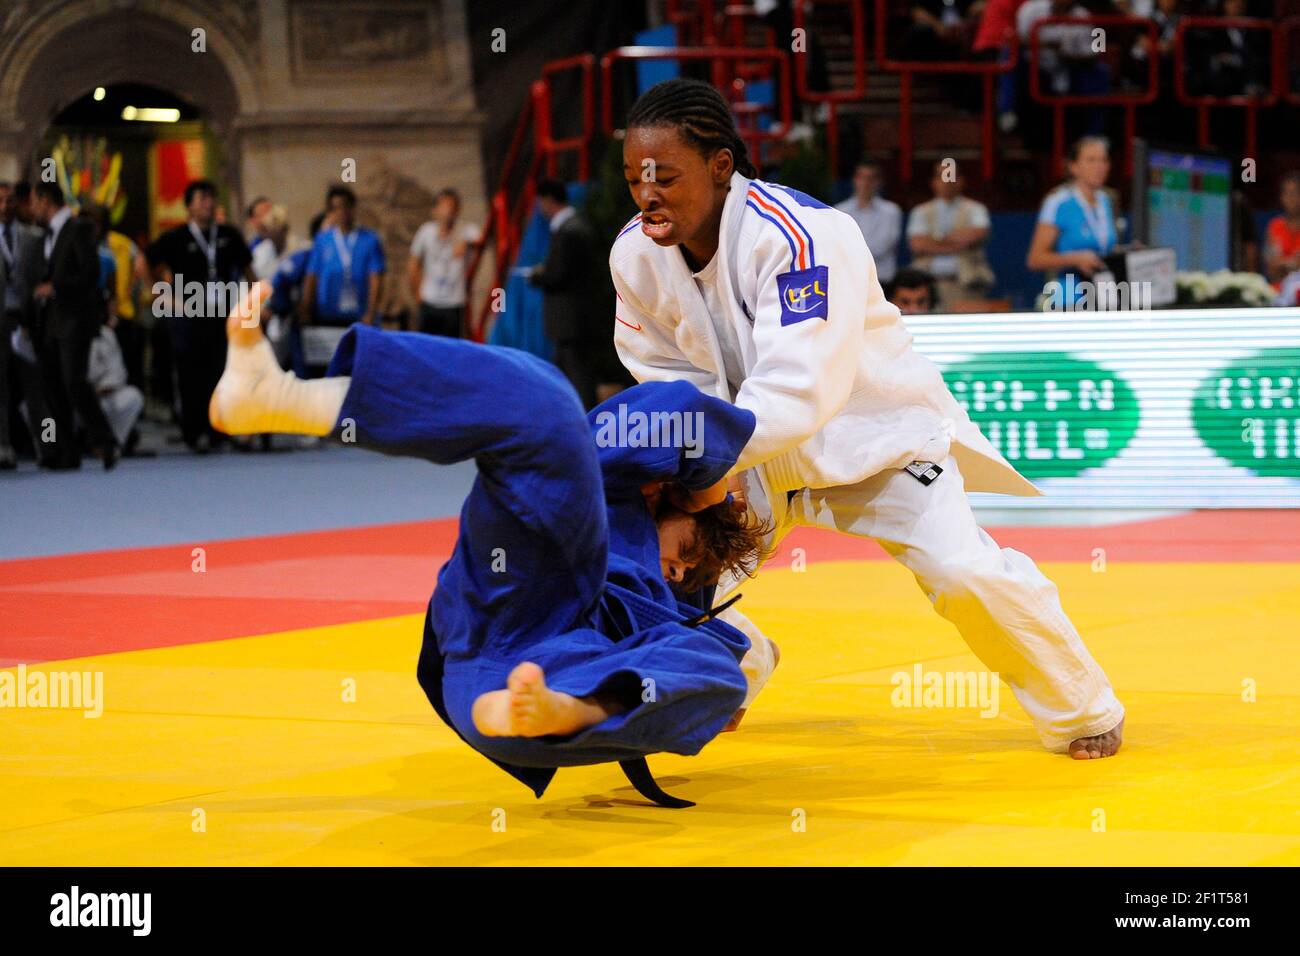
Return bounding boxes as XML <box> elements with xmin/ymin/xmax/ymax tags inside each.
<box><xmin>508</xmin><ymin>661</ymin><xmax>545</xmax><ymax>695</ymax></box>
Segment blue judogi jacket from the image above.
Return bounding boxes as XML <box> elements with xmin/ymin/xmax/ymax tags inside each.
<box><xmin>326</xmin><ymin>325</ymin><xmax>756</xmax><ymax>801</ymax></box>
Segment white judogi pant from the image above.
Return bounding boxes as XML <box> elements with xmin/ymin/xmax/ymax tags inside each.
<box><xmin>721</xmin><ymin>456</ymin><xmax>1125</xmax><ymax>751</ymax></box>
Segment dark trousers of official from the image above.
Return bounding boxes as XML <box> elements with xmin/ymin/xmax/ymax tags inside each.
<box><xmin>417</xmin><ymin>303</ymin><xmax>462</xmax><ymax>338</ymax></box>
<box><xmin>552</xmin><ymin>339</ymin><xmax>595</xmax><ymax>410</ymax></box>
<box><xmin>0</xmin><ymin>314</ymin><xmax>15</xmax><ymax>451</ymax></box>
<box><xmin>170</xmin><ymin>317</ymin><xmax>227</xmax><ymax>448</ymax></box>
<box><xmin>37</xmin><ymin>328</ymin><xmax>115</xmax><ymax>466</ymax></box>
<box><xmin>12</xmin><ymin>342</ymin><xmax>54</xmax><ymax>462</ymax></box>
<box><xmin>151</xmin><ymin>318</ymin><xmax>174</xmax><ymax>411</ymax></box>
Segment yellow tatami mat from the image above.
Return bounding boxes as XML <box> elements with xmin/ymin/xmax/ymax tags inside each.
<box><xmin>2</xmin><ymin>559</ymin><xmax>1297</xmax><ymax>866</ymax></box>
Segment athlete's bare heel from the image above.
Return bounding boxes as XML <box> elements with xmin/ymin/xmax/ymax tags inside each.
<box><xmin>472</xmin><ymin>662</ymin><xmax>618</xmax><ymax>738</ymax></box>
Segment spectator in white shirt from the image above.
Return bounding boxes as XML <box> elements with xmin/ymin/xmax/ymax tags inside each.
<box><xmin>408</xmin><ymin>189</ymin><xmax>480</xmax><ymax>338</ymax></box>
<box><xmin>906</xmin><ymin>160</ymin><xmax>995</xmax><ymax>308</ymax></box>
<box><xmin>834</xmin><ymin>161</ymin><xmax>903</xmax><ymax>283</ymax></box>
<box><xmin>251</xmin><ymin>204</ymin><xmax>301</xmax><ymax>281</ymax></box>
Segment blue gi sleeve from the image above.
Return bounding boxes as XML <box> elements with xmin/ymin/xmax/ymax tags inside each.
<box><xmin>587</xmin><ymin>380</ymin><xmax>756</xmax><ymax>496</ymax></box>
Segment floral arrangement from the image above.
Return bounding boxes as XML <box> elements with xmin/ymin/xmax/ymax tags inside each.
<box><xmin>1175</xmin><ymin>270</ymin><xmax>1277</xmax><ymax>308</ymax></box>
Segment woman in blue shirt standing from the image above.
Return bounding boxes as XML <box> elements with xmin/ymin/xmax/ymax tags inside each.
<box><xmin>1027</xmin><ymin>136</ymin><xmax>1117</xmax><ymax>307</ymax></box>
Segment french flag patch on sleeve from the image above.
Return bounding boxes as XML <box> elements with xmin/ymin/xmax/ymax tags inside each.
<box><xmin>776</xmin><ymin>265</ymin><xmax>829</xmax><ymax>326</ymax></box>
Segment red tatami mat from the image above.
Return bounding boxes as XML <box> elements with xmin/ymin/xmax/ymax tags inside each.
<box><xmin>2</xmin><ymin>510</ymin><xmax>1297</xmax><ymax>666</ymax></box>
<box><xmin>766</xmin><ymin>508</ymin><xmax>1300</xmax><ymax>567</ymax></box>
<box><xmin>0</xmin><ymin>521</ymin><xmax>457</xmax><ymax>666</ymax></box>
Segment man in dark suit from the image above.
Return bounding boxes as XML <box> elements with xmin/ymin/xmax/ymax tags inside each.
<box><xmin>526</xmin><ymin>179</ymin><xmax>600</xmax><ymax>408</ymax></box>
<box><xmin>0</xmin><ymin>181</ymin><xmax>36</xmax><ymax>468</ymax></box>
<box><xmin>27</xmin><ymin>182</ymin><xmax>117</xmax><ymax>470</ymax></box>
<box><xmin>1</xmin><ymin>181</ymin><xmax>55</xmax><ymax>469</ymax></box>
<box><xmin>146</xmin><ymin>179</ymin><xmax>253</xmax><ymax>452</ymax></box>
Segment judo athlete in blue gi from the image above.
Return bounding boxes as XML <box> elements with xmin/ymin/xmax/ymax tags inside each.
<box><xmin>209</xmin><ymin>283</ymin><xmax>769</xmax><ymax>806</ymax></box>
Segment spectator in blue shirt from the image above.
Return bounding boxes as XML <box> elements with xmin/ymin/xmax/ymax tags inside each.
<box><xmin>271</xmin><ymin>211</ymin><xmax>328</xmax><ymax>376</ymax></box>
<box><xmin>1026</xmin><ymin>136</ymin><xmax>1117</xmax><ymax>307</ymax></box>
<box><xmin>96</xmin><ymin>246</ymin><xmax>117</xmax><ymax>297</ymax></box>
<box><xmin>300</xmin><ymin>186</ymin><xmax>385</xmax><ymax>328</ymax></box>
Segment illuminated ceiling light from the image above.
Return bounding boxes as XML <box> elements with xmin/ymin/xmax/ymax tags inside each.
<box><xmin>93</xmin><ymin>87</ymin><xmax>106</xmax><ymax>101</ymax></box>
<box><xmin>121</xmin><ymin>106</ymin><xmax>180</xmax><ymax>123</ymax></box>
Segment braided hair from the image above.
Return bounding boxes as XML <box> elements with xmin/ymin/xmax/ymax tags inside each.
<box><xmin>625</xmin><ymin>78</ymin><xmax>757</xmax><ymax>179</ymax></box>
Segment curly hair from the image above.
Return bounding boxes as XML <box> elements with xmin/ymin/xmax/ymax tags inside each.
<box><xmin>671</xmin><ymin>497</ymin><xmax>775</xmax><ymax>593</ymax></box>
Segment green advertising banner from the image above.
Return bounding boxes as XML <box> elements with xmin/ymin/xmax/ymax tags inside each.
<box><xmin>905</xmin><ymin>308</ymin><xmax>1300</xmax><ymax>508</ymax></box>
<box><xmin>1192</xmin><ymin>348</ymin><xmax>1300</xmax><ymax>478</ymax></box>
<box><xmin>942</xmin><ymin>352</ymin><xmax>1141</xmax><ymax>480</ymax></box>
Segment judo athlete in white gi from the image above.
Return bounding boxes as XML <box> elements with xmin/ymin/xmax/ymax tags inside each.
<box><xmin>611</xmin><ymin>79</ymin><xmax>1125</xmax><ymax>758</ymax></box>
<box><xmin>207</xmin><ymin>283</ymin><xmax>772</xmax><ymax>805</ymax></box>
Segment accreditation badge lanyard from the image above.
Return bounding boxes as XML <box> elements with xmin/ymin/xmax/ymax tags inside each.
<box><xmin>189</xmin><ymin>221</ymin><xmax>220</xmax><ymax>312</ymax></box>
<box><xmin>1074</xmin><ymin>187</ymin><xmax>1111</xmax><ymax>254</ymax></box>
<box><xmin>332</xmin><ymin>228</ymin><xmax>359</xmax><ymax>313</ymax></box>
<box><xmin>0</xmin><ymin>224</ymin><xmax>14</xmax><ymax>270</ymax></box>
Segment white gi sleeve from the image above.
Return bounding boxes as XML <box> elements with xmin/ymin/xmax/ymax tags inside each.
<box><xmin>731</xmin><ymin>217</ymin><xmax>885</xmax><ymax>473</ymax></box>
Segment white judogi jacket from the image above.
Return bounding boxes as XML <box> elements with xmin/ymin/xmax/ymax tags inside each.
<box><xmin>612</xmin><ymin>172</ymin><xmax>1038</xmax><ymax>499</ymax></box>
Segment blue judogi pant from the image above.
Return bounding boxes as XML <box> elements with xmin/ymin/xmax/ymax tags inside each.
<box><xmin>325</xmin><ymin>326</ymin><xmax>750</xmax><ymax>796</ymax></box>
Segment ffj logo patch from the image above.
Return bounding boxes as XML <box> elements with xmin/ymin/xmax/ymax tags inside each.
<box><xmin>776</xmin><ymin>266</ymin><xmax>829</xmax><ymax>326</ymax></box>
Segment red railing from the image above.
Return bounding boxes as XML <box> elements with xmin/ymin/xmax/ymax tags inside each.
<box><xmin>1173</xmin><ymin>16</ymin><xmax>1278</xmax><ymax>160</ymax></box>
<box><xmin>538</xmin><ymin>54</ymin><xmax>596</xmax><ymax>181</ymax></box>
<box><xmin>720</xmin><ymin>4</ymin><xmax>775</xmax><ymax>76</ymax></box>
<box><xmin>465</xmin><ymin>86</ymin><xmax>531</xmax><ymax>340</ymax></box>
<box><xmin>793</xmin><ymin>0</ymin><xmax>868</xmax><ymax>179</ymax></box>
<box><xmin>1027</xmin><ymin>16</ymin><xmax>1160</xmax><ymax>181</ymax></box>
<box><xmin>600</xmin><ymin>45</ymin><xmax>792</xmax><ymax>159</ymax></box>
<box><xmin>872</xmin><ymin>0</ymin><xmax>1018</xmax><ymax>185</ymax></box>
<box><xmin>466</xmin><ymin>5</ymin><xmax>1300</xmax><ymax>338</ymax></box>
<box><xmin>666</xmin><ymin>0</ymin><xmax>719</xmax><ymax>46</ymax></box>
<box><xmin>464</xmin><ymin>55</ymin><xmax>597</xmax><ymax>340</ymax></box>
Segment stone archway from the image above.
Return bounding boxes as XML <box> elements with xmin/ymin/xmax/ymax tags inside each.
<box><xmin>0</xmin><ymin>0</ymin><xmax>259</xmax><ymax>203</ymax></box>
<box><xmin>1</xmin><ymin>0</ymin><xmax>490</xmax><ymax>321</ymax></box>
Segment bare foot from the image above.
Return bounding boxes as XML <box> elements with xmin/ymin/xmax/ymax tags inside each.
<box><xmin>1069</xmin><ymin>717</ymin><xmax>1124</xmax><ymax>759</ymax></box>
<box><xmin>472</xmin><ymin>662</ymin><xmax>615</xmax><ymax>738</ymax></box>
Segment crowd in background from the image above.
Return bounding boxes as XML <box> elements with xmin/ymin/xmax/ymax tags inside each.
<box><xmin>904</xmin><ymin>0</ymin><xmax>1277</xmax><ymax>136</ymax></box>
<box><xmin>835</xmin><ymin>157</ymin><xmax>997</xmax><ymax>313</ymax></box>
<box><xmin>3</xmin><ymin>131</ymin><xmax>1299</xmax><ymax>472</ymax></box>
<box><xmin>1</xmin><ymin>180</ymin><xmax>128</xmax><ymax>472</ymax></box>
<box><xmin>1</xmin><ymin>0</ymin><xmax>1296</xmax><ymax>475</ymax></box>
<box><xmin>834</xmin><ymin>143</ymin><xmax>1300</xmax><ymax>315</ymax></box>
<box><xmin>0</xmin><ymin>175</ymin><xmax>483</xmax><ymax>471</ymax></box>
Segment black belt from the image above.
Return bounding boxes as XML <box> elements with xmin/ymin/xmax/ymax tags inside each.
<box><xmin>616</xmin><ymin>592</ymin><xmax>744</xmax><ymax>809</ymax></box>
<box><xmin>618</xmin><ymin>758</ymin><xmax>695</xmax><ymax>809</ymax></box>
